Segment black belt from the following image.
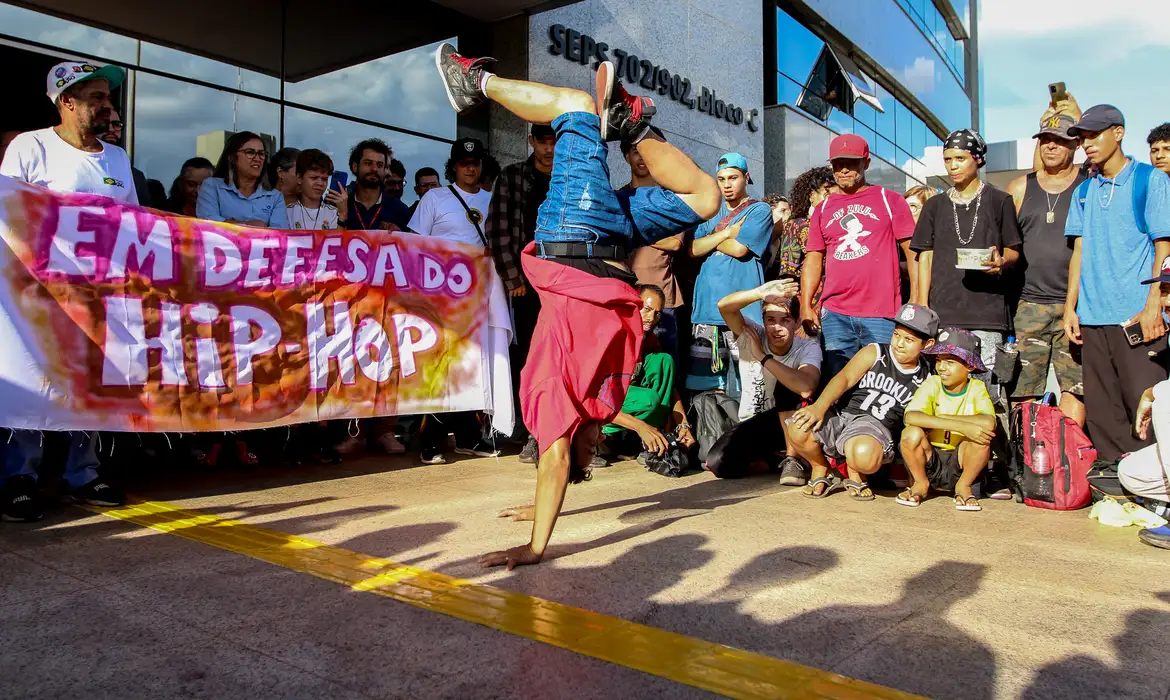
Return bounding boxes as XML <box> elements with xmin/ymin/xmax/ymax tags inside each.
<box><xmin>536</xmin><ymin>241</ymin><xmax>628</xmax><ymax>260</ymax></box>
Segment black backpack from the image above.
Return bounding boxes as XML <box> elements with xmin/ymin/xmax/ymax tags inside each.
<box><xmin>689</xmin><ymin>391</ymin><xmax>739</xmax><ymax>464</ymax></box>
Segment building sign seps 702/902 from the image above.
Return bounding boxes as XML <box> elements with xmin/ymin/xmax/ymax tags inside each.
<box><xmin>548</xmin><ymin>24</ymin><xmax>759</xmax><ymax>133</ymax></box>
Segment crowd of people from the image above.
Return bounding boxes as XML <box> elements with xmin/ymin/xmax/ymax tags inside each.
<box><xmin>3</xmin><ymin>54</ymin><xmax>1170</xmax><ymax>559</ymax></box>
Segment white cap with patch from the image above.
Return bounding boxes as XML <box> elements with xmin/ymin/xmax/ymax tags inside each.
<box><xmin>46</xmin><ymin>61</ymin><xmax>126</xmax><ymax>104</ymax></box>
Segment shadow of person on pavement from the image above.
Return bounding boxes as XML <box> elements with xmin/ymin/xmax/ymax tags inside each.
<box><xmin>1023</xmin><ymin>606</ymin><xmax>1170</xmax><ymax>700</ymax></box>
<box><xmin>559</xmin><ymin>473</ymin><xmax>798</xmax><ymax>522</ymax></box>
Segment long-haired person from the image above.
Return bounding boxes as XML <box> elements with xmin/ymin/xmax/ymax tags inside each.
<box><xmin>196</xmin><ymin>130</ymin><xmax>288</xmax><ymax>228</ymax></box>
<box><xmin>165</xmin><ymin>157</ymin><xmax>213</xmax><ymax>216</ymax></box>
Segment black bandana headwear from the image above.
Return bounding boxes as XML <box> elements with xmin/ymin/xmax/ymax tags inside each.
<box><xmin>944</xmin><ymin>128</ymin><xmax>987</xmax><ymax>167</ymax></box>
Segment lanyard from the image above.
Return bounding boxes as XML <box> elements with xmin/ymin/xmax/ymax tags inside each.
<box><xmin>353</xmin><ymin>194</ymin><xmax>383</xmax><ymax>230</ymax></box>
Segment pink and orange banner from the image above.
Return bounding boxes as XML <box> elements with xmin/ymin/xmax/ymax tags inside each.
<box><xmin>0</xmin><ymin>176</ymin><xmax>514</xmax><ymax>433</ymax></box>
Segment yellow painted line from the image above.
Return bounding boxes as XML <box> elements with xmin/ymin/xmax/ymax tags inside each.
<box><xmin>89</xmin><ymin>500</ymin><xmax>923</xmax><ymax>700</ymax></box>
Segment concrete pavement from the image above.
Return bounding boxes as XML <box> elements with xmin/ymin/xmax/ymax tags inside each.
<box><xmin>2</xmin><ymin>451</ymin><xmax>1169</xmax><ymax>699</ymax></box>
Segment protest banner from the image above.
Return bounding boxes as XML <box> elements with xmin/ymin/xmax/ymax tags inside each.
<box><xmin>0</xmin><ymin>176</ymin><xmax>513</xmax><ymax>433</ymax></box>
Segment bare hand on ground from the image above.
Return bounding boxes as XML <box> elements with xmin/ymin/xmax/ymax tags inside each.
<box><xmin>496</xmin><ymin>505</ymin><xmax>534</xmax><ymax>521</ymax></box>
<box><xmin>478</xmin><ymin>543</ymin><xmax>542</xmax><ymax>570</ymax></box>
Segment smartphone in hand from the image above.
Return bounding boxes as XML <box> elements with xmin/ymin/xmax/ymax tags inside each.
<box><xmin>1048</xmin><ymin>82</ymin><xmax>1068</xmax><ymax>104</ymax></box>
<box><xmin>1123</xmin><ymin>316</ymin><xmax>1168</xmax><ymax>346</ymax></box>
<box><xmin>326</xmin><ymin>171</ymin><xmax>348</xmax><ymax>201</ymax></box>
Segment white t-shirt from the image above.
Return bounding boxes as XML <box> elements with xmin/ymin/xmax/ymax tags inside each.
<box><xmin>286</xmin><ymin>201</ymin><xmax>341</xmax><ymax>230</ymax></box>
<box><xmin>0</xmin><ymin>127</ymin><xmax>138</xmax><ymax>204</ymax></box>
<box><xmin>408</xmin><ymin>185</ymin><xmax>491</xmax><ymax>247</ymax></box>
<box><xmin>734</xmin><ymin>320</ymin><xmax>822</xmax><ymax>420</ymax></box>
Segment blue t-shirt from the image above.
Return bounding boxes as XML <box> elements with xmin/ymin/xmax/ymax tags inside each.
<box><xmin>195</xmin><ymin>177</ymin><xmax>289</xmax><ymax>228</ymax></box>
<box><xmin>1065</xmin><ymin>159</ymin><xmax>1170</xmax><ymax>326</ymax></box>
<box><xmin>691</xmin><ymin>200</ymin><xmax>773</xmax><ymax>326</ymax></box>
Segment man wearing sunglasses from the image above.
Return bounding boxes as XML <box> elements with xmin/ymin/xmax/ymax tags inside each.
<box><xmin>99</xmin><ymin>108</ymin><xmax>153</xmax><ymax>208</ymax></box>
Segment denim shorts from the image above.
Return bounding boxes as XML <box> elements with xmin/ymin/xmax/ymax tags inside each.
<box><xmin>534</xmin><ymin>111</ymin><xmax>704</xmax><ymax>251</ymax></box>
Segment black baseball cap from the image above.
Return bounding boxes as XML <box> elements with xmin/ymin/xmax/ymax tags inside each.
<box><xmin>1143</xmin><ymin>257</ymin><xmax>1170</xmax><ymax>285</ymax></box>
<box><xmin>531</xmin><ymin>124</ymin><xmax>555</xmax><ymax>140</ymax></box>
<box><xmin>1068</xmin><ymin>105</ymin><xmax>1125</xmax><ymax>137</ymax></box>
<box><xmin>451</xmin><ymin>137</ymin><xmax>485</xmax><ymax>161</ymax></box>
<box><xmin>890</xmin><ymin>303</ymin><xmax>940</xmax><ymax>339</ymax></box>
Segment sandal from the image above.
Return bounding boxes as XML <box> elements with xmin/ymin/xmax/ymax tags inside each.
<box><xmin>802</xmin><ymin>475</ymin><xmax>842</xmax><ymax>499</ymax></box>
<box><xmin>954</xmin><ymin>494</ymin><xmax>982</xmax><ymax>512</ymax></box>
<box><xmin>843</xmin><ymin>479</ymin><xmax>875</xmax><ymax>501</ymax></box>
<box><xmin>896</xmin><ymin>488</ymin><xmax>925</xmax><ymax>507</ymax></box>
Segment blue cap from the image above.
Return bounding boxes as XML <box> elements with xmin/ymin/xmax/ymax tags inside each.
<box><xmin>1069</xmin><ymin>105</ymin><xmax>1125</xmax><ymax>137</ymax></box>
<box><xmin>716</xmin><ymin>152</ymin><xmax>753</xmax><ymax>183</ymax></box>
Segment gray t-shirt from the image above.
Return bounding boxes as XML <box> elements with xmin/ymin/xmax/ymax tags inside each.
<box><xmin>735</xmin><ymin>320</ymin><xmax>822</xmax><ymax>419</ymax></box>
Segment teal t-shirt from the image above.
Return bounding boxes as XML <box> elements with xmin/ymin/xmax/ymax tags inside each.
<box><xmin>691</xmin><ymin>201</ymin><xmax>773</xmax><ymax>326</ymax></box>
<box><xmin>1065</xmin><ymin>159</ymin><xmax>1170</xmax><ymax>326</ymax></box>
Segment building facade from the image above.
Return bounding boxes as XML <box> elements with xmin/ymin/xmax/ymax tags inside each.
<box><xmin>0</xmin><ymin>0</ymin><xmax>977</xmax><ymax>203</ymax></box>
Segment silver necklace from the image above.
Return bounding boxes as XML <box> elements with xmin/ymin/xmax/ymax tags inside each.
<box><xmin>949</xmin><ymin>182</ymin><xmax>984</xmax><ymax>246</ymax></box>
<box><xmin>1044</xmin><ymin>190</ymin><xmax>1061</xmax><ymax>224</ymax></box>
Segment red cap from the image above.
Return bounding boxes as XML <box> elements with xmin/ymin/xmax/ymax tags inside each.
<box><xmin>829</xmin><ymin>133</ymin><xmax>870</xmax><ymax>161</ymax></box>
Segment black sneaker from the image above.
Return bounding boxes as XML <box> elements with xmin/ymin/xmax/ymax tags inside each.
<box><xmin>454</xmin><ymin>440</ymin><xmax>501</xmax><ymax>458</ymax></box>
<box><xmin>1</xmin><ymin>475</ymin><xmax>43</xmax><ymax>522</ymax></box>
<box><xmin>590</xmin><ymin>453</ymin><xmax>610</xmax><ymax>469</ymax></box>
<box><xmin>435</xmin><ymin>42</ymin><xmax>496</xmax><ymax>113</ymax></box>
<box><xmin>595</xmin><ymin>61</ymin><xmax>655</xmax><ymax>143</ymax></box>
<box><xmin>70</xmin><ymin>477</ymin><xmax>125</xmax><ymax>507</ymax></box>
<box><xmin>777</xmin><ymin>456</ymin><xmax>810</xmax><ymax>486</ymax></box>
<box><xmin>519</xmin><ymin>436</ymin><xmax>539</xmax><ymax>464</ymax></box>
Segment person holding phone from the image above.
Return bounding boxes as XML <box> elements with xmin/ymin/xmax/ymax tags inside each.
<box><xmin>344</xmin><ymin>138</ymin><xmax>410</xmax><ymax>232</ymax></box>
<box><xmin>1064</xmin><ymin>104</ymin><xmax>1170</xmax><ymax>462</ymax></box>
<box><xmin>286</xmin><ymin>149</ymin><xmax>347</xmax><ymax>230</ymax></box>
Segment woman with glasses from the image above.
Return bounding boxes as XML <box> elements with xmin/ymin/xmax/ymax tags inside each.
<box><xmin>195</xmin><ymin>130</ymin><xmax>289</xmax><ymax>228</ymax></box>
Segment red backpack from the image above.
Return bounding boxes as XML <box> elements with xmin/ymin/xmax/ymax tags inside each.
<box><xmin>1008</xmin><ymin>394</ymin><xmax>1096</xmax><ymax>510</ymax></box>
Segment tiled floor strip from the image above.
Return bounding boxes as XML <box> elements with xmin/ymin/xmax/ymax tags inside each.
<box><xmin>89</xmin><ymin>500</ymin><xmax>923</xmax><ymax>700</ymax></box>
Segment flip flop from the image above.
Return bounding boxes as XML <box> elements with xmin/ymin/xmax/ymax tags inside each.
<box><xmin>843</xmin><ymin>479</ymin><xmax>875</xmax><ymax>501</ymax></box>
<box><xmin>802</xmin><ymin>475</ymin><xmax>842</xmax><ymax>499</ymax></box>
<box><xmin>896</xmin><ymin>488</ymin><xmax>924</xmax><ymax>507</ymax></box>
<box><xmin>955</xmin><ymin>494</ymin><xmax>982</xmax><ymax>512</ymax></box>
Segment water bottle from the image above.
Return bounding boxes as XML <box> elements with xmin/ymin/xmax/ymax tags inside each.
<box><xmin>1031</xmin><ymin>440</ymin><xmax>1054</xmax><ymax>500</ymax></box>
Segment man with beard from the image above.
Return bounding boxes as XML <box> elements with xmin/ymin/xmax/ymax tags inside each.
<box><xmin>0</xmin><ymin>61</ymin><xmax>133</xmax><ymax>521</ymax></box>
<box><xmin>344</xmin><ymin>138</ymin><xmax>410</xmax><ymax>232</ymax></box>
<box><xmin>1006</xmin><ymin>113</ymin><xmax>1087</xmax><ymax>424</ymax></box>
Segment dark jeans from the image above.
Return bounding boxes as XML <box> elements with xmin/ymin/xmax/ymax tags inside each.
<box><xmin>509</xmin><ymin>289</ymin><xmax>542</xmax><ymax>439</ymax></box>
<box><xmin>420</xmin><ymin>412</ymin><xmax>482</xmax><ymax>454</ymax></box>
<box><xmin>1082</xmin><ymin>325</ymin><xmax>1168</xmax><ymax>462</ymax></box>
<box><xmin>706</xmin><ymin>407</ymin><xmax>788</xmax><ymax>479</ymax></box>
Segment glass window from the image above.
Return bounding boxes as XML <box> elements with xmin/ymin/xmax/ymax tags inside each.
<box><xmin>873</xmin><ymin>135</ymin><xmax>896</xmax><ymax>163</ymax></box>
<box><xmin>132</xmin><ymin>72</ymin><xmax>280</xmax><ymax>185</ymax></box>
<box><xmin>895</xmin><ymin>100</ymin><xmax>914</xmax><ymax>155</ymax></box>
<box><xmin>776</xmin><ymin>8</ymin><xmax>826</xmax><ymax>84</ymax></box>
<box><xmin>139</xmin><ymin>43</ymin><xmax>280</xmax><ymax>98</ymax></box>
<box><xmin>0</xmin><ymin>3</ymin><xmax>138</xmax><ymax>64</ymax></box>
<box><xmin>283</xmin><ymin>108</ymin><xmax>452</xmax><ymax>206</ymax></box>
<box><xmin>854</xmin><ymin>100</ymin><xmax>876</xmax><ymax>130</ymax></box>
<box><xmin>283</xmin><ymin>39</ymin><xmax>456</xmax><ymax>141</ymax></box>
<box><xmin>777</xmin><ymin>74</ymin><xmax>806</xmax><ymax>108</ymax></box>
<box><xmin>827</xmin><ymin>110</ymin><xmax>855</xmax><ymax>137</ymax></box>
<box><xmin>874</xmin><ymin>85</ymin><xmax>896</xmax><ymax>141</ymax></box>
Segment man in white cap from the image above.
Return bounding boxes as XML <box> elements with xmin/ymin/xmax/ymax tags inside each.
<box><xmin>0</xmin><ymin>61</ymin><xmax>132</xmax><ymax>522</ymax></box>
<box><xmin>1</xmin><ymin>61</ymin><xmax>137</xmax><ymax>204</ymax></box>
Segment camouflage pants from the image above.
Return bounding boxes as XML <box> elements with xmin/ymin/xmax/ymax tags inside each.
<box><xmin>1011</xmin><ymin>300</ymin><xmax>1083</xmax><ymax>398</ymax></box>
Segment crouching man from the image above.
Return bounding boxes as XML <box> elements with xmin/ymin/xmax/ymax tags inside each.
<box><xmin>705</xmin><ymin>279</ymin><xmax>819</xmax><ymax>479</ymax></box>
<box><xmin>788</xmin><ymin>304</ymin><xmax>937</xmax><ymax>500</ymax></box>
<box><xmin>899</xmin><ymin>328</ymin><xmax>997</xmax><ymax>511</ymax></box>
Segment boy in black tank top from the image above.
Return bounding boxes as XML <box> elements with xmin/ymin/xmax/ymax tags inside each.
<box><xmin>1005</xmin><ymin>112</ymin><xmax>1087</xmax><ymax>426</ymax></box>
<box><xmin>788</xmin><ymin>304</ymin><xmax>938</xmax><ymax>500</ymax></box>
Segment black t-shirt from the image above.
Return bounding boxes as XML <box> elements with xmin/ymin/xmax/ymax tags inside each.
<box><xmin>839</xmin><ymin>344</ymin><xmax>931</xmax><ymax>433</ymax></box>
<box><xmin>911</xmin><ymin>185</ymin><xmax>1023</xmax><ymax>331</ymax></box>
<box><xmin>1018</xmin><ymin>171</ymin><xmax>1087</xmax><ymax>304</ymax></box>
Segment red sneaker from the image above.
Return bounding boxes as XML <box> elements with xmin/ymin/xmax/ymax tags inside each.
<box><xmin>595</xmin><ymin>61</ymin><xmax>655</xmax><ymax>143</ymax></box>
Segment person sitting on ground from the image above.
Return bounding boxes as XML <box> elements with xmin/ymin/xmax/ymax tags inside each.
<box><xmin>600</xmin><ymin>284</ymin><xmax>695</xmax><ymax>463</ymax></box>
<box><xmin>899</xmin><ymin>328</ymin><xmax>997</xmax><ymax>511</ymax></box>
<box><xmin>704</xmin><ymin>279</ymin><xmax>819</xmax><ymax>480</ymax></box>
<box><xmin>286</xmin><ymin>148</ymin><xmax>347</xmax><ymax>230</ymax></box>
<box><xmin>789</xmin><ymin>303</ymin><xmax>937</xmax><ymax>501</ymax></box>
<box><xmin>1120</xmin><ymin>258</ymin><xmax>1170</xmax><ymax>549</ymax></box>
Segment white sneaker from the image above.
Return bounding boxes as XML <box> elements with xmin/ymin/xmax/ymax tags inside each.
<box><xmin>334</xmin><ymin>435</ymin><xmax>363</xmax><ymax>456</ymax></box>
<box><xmin>377</xmin><ymin>433</ymin><xmax>406</xmax><ymax>454</ymax></box>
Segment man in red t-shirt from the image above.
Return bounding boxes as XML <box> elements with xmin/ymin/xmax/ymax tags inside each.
<box><xmin>800</xmin><ymin>134</ymin><xmax>918</xmax><ymax>379</ymax></box>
